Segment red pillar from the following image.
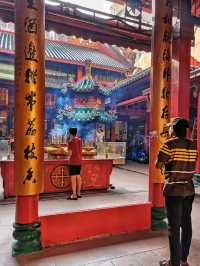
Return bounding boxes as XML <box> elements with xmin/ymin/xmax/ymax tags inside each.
<box><xmin>15</xmin><ymin>196</ymin><xmax>39</xmax><ymax>224</ymax></box>
<box><xmin>111</xmin><ymin>122</ymin><xmax>116</xmax><ymax>142</ymax></box>
<box><xmin>144</xmin><ymin>112</ymin><xmax>149</xmax><ymax>153</ymax></box>
<box><xmin>77</xmin><ymin>65</ymin><xmax>83</xmax><ymax>81</ymax></box>
<box><xmin>196</xmin><ymin>92</ymin><xmax>200</xmax><ymax>173</ymax></box>
<box><xmin>13</xmin><ymin>0</ymin><xmax>45</xmax><ymax>256</ymax></box>
<box><xmin>150</xmin><ymin>0</ymin><xmax>172</xmax><ymax>230</ymax></box>
<box><xmin>171</xmin><ymin>0</ymin><xmax>192</xmax><ymax>119</ymax></box>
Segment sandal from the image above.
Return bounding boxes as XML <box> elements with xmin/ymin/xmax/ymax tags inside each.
<box><xmin>67</xmin><ymin>195</ymin><xmax>77</xmax><ymax>200</ymax></box>
<box><xmin>159</xmin><ymin>260</ymin><xmax>171</xmax><ymax>266</ymax></box>
<box><xmin>77</xmin><ymin>195</ymin><xmax>82</xmax><ymax>198</ymax></box>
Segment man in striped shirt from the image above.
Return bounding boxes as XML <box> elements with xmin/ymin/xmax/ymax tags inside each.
<box><xmin>156</xmin><ymin>118</ymin><xmax>198</xmax><ymax>266</ymax></box>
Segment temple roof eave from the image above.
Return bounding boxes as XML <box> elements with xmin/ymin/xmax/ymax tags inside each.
<box><xmin>0</xmin><ymin>31</ymin><xmax>129</xmax><ymax>72</ymax></box>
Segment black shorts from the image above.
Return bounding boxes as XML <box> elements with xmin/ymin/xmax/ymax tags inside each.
<box><xmin>69</xmin><ymin>165</ymin><xmax>81</xmax><ymax>176</ymax></box>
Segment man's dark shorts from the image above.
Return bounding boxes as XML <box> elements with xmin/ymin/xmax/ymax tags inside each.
<box><xmin>69</xmin><ymin>165</ymin><xmax>81</xmax><ymax>176</ymax></box>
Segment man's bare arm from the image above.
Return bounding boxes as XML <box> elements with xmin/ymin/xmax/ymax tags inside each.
<box><xmin>155</xmin><ymin>160</ymin><xmax>165</xmax><ymax>170</ymax></box>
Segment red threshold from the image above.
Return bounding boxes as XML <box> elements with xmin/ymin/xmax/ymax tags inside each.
<box><xmin>40</xmin><ymin>202</ymin><xmax>151</xmax><ymax>247</ymax></box>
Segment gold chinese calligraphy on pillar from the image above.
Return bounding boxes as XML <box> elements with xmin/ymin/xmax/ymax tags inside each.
<box><xmin>15</xmin><ymin>0</ymin><xmax>45</xmax><ymax>195</ymax></box>
<box><xmin>150</xmin><ymin>0</ymin><xmax>172</xmax><ymax>183</ymax></box>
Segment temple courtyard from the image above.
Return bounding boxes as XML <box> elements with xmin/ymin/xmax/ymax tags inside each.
<box><xmin>0</xmin><ymin>163</ymin><xmax>199</xmax><ymax>266</ymax></box>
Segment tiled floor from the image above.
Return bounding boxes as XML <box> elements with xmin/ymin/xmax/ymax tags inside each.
<box><xmin>115</xmin><ymin>162</ymin><xmax>148</xmax><ymax>175</ymax></box>
<box><xmin>39</xmin><ymin>165</ymin><xmax>148</xmax><ymax>216</ymax></box>
<box><xmin>0</xmin><ymin>163</ymin><xmax>199</xmax><ymax>266</ymax></box>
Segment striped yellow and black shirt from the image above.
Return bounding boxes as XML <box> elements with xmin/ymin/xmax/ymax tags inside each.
<box><xmin>157</xmin><ymin>137</ymin><xmax>198</xmax><ymax>196</ymax></box>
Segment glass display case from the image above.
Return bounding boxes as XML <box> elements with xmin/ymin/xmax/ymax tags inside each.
<box><xmin>96</xmin><ymin>142</ymin><xmax>126</xmax><ymax>165</ymax></box>
<box><xmin>44</xmin><ymin>137</ymin><xmax>97</xmax><ymax>159</ymax></box>
<box><xmin>44</xmin><ymin>140</ymin><xmax>126</xmax><ymax>164</ymax></box>
<box><xmin>0</xmin><ymin>136</ymin><xmax>126</xmax><ymax>165</ymax></box>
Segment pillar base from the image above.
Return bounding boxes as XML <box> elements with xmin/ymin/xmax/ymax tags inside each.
<box><xmin>151</xmin><ymin>207</ymin><xmax>167</xmax><ymax>231</ymax></box>
<box><xmin>12</xmin><ymin>222</ymin><xmax>41</xmax><ymax>256</ymax></box>
<box><xmin>194</xmin><ymin>173</ymin><xmax>200</xmax><ymax>186</ymax></box>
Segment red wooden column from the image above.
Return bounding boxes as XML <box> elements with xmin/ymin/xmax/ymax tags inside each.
<box><xmin>196</xmin><ymin>92</ymin><xmax>200</xmax><ymax>176</ymax></box>
<box><xmin>150</xmin><ymin>0</ymin><xmax>172</xmax><ymax>230</ymax></box>
<box><xmin>144</xmin><ymin>113</ymin><xmax>149</xmax><ymax>153</ymax></box>
<box><xmin>171</xmin><ymin>0</ymin><xmax>192</xmax><ymax>119</ymax></box>
<box><xmin>111</xmin><ymin>122</ymin><xmax>116</xmax><ymax>142</ymax></box>
<box><xmin>77</xmin><ymin>65</ymin><xmax>83</xmax><ymax>81</ymax></box>
<box><xmin>13</xmin><ymin>0</ymin><xmax>45</xmax><ymax>256</ymax></box>
<box><xmin>143</xmin><ymin>91</ymin><xmax>150</xmax><ymax>153</ymax></box>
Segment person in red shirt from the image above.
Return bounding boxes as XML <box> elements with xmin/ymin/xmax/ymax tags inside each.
<box><xmin>67</xmin><ymin>128</ymin><xmax>82</xmax><ymax>200</ymax></box>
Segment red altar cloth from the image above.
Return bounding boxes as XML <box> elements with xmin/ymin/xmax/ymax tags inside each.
<box><xmin>0</xmin><ymin>159</ymin><xmax>113</xmax><ymax>198</ymax></box>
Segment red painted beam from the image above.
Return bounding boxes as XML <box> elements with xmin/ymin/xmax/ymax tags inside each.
<box><xmin>0</xmin><ymin>49</ymin><xmax>14</xmax><ymax>55</ymax></box>
<box><xmin>45</xmin><ymin>14</ymin><xmax>150</xmax><ymax>51</ymax></box>
<box><xmin>0</xmin><ymin>0</ymin><xmax>151</xmax><ymax>51</ymax></box>
<box><xmin>117</xmin><ymin>95</ymin><xmax>147</xmax><ymax>107</ymax></box>
<box><xmin>117</xmin><ymin>110</ymin><xmax>145</xmax><ymax>118</ymax></box>
<box><xmin>40</xmin><ymin>203</ymin><xmax>151</xmax><ymax>247</ymax></box>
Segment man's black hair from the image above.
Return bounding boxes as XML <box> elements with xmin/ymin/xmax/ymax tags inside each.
<box><xmin>173</xmin><ymin>126</ymin><xmax>187</xmax><ymax>138</ymax></box>
<box><xmin>69</xmin><ymin>128</ymin><xmax>77</xmax><ymax>136</ymax></box>
<box><xmin>172</xmin><ymin>118</ymin><xmax>189</xmax><ymax>138</ymax></box>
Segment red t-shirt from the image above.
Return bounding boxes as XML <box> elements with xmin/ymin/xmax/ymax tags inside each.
<box><xmin>68</xmin><ymin>137</ymin><xmax>82</xmax><ymax>165</ymax></box>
